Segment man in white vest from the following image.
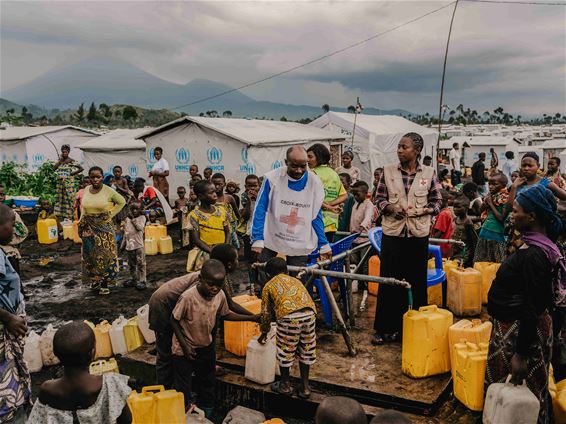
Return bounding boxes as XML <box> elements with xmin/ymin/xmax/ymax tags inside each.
<box><xmin>251</xmin><ymin>146</ymin><xmax>332</xmax><ymax>273</ymax></box>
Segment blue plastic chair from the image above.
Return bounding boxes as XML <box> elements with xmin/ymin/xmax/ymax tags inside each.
<box><xmin>307</xmin><ymin>232</ymin><xmax>359</xmax><ymax>327</ymax></box>
<box><xmin>367</xmin><ymin>227</ymin><xmax>447</xmax><ymax>305</ymax></box>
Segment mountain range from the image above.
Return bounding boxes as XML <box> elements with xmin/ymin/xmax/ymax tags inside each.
<box><xmin>1</xmin><ymin>57</ymin><xmax>411</xmax><ymax>120</ymax></box>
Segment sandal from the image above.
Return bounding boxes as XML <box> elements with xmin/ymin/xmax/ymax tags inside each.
<box><xmin>99</xmin><ymin>288</ymin><xmax>110</xmax><ymax>295</ymax></box>
<box><xmin>271</xmin><ymin>381</ymin><xmax>293</xmax><ymax>395</ymax></box>
<box><xmin>371</xmin><ymin>334</ymin><xmax>384</xmax><ymax>345</ymax></box>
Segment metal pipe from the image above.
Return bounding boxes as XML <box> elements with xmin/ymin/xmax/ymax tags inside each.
<box><xmin>320</xmin><ymin>275</ymin><xmax>357</xmax><ymax>356</ymax></box>
<box><xmin>312</xmin><ymin>241</ymin><xmax>372</xmax><ymax>268</ymax></box>
<box><xmin>344</xmin><ymin>254</ymin><xmax>355</xmax><ymax>327</ymax></box>
<box><xmin>429</xmin><ymin>238</ymin><xmax>465</xmax><ymax>246</ymax></box>
<box><xmin>286</xmin><ymin>265</ymin><xmax>411</xmax><ymax>289</ymax></box>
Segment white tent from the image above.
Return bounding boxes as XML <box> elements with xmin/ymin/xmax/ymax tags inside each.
<box><xmin>136</xmin><ymin>116</ymin><xmax>346</xmax><ymax>190</ymax></box>
<box><xmin>77</xmin><ymin>129</ymin><xmax>149</xmax><ymax>178</ymax></box>
<box><xmin>0</xmin><ymin>125</ymin><xmax>98</xmax><ymax>171</ymax></box>
<box><xmin>309</xmin><ymin>112</ymin><xmax>438</xmax><ymax>182</ymax></box>
<box><xmin>440</xmin><ymin>136</ymin><xmax>520</xmax><ymax>167</ymax></box>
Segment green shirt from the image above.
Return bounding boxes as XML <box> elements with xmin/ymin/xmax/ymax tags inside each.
<box><xmin>313</xmin><ymin>165</ymin><xmax>346</xmax><ymax>232</ymax></box>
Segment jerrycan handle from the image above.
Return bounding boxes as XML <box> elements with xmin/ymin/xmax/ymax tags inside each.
<box><xmin>471</xmin><ymin>319</ymin><xmax>482</xmax><ymax>327</ymax></box>
<box><xmin>420</xmin><ymin>305</ymin><xmax>438</xmax><ymax>313</ymax></box>
<box><xmin>141</xmin><ymin>385</ymin><xmax>165</xmax><ymax>394</ymax></box>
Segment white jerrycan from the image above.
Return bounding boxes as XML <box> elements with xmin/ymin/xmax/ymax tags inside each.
<box><xmin>109</xmin><ymin>315</ymin><xmax>128</xmax><ymax>355</ymax></box>
<box><xmin>245</xmin><ymin>323</ymin><xmax>277</xmax><ymax>384</ymax></box>
<box><xmin>23</xmin><ymin>330</ymin><xmax>43</xmax><ymax>372</ymax></box>
<box><xmin>136</xmin><ymin>304</ymin><xmax>156</xmax><ymax>344</ymax></box>
<box><xmin>483</xmin><ymin>375</ymin><xmax>540</xmax><ymax>424</ymax></box>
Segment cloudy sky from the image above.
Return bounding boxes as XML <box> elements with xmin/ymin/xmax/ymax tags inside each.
<box><xmin>1</xmin><ymin>0</ymin><xmax>565</xmax><ymax>115</ymax></box>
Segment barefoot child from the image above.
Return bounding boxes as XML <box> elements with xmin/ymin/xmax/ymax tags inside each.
<box><xmin>258</xmin><ymin>257</ymin><xmax>317</xmax><ymax>399</ymax></box>
<box><xmin>171</xmin><ymin>259</ymin><xmax>259</xmax><ymax>417</ymax></box>
<box><xmin>174</xmin><ymin>186</ymin><xmax>191</xmax><ymax>247</ymax></box>
<box><xmin>121</xmin><ymin>201</ymin><xmax>147</xmax><ymax>290</ymax></box>
<box><xmin>431</xmin><ymin>189</ymin><xmax>454</xmax><ymax>258</ymax></box>
<box><xmin>27</xmin><ymin>321</ymin><xmax>131</xmax><ymax>424</ymax></box>
<box><xmin>211</xmin><ymin>173</ymin><xmax>240</xmax><ymax>249</ymax></box>
<box><xmin>187</xmin><ymin>181</ymin><xmax>229</xmax><ymax>271</ymax></box>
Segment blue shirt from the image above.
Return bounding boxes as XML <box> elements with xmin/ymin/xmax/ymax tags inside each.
<box><xmin>0</xmin><ymin>248</ymin><xmax>22</xmax><ymax>315</ymax></box>
<box><xmin>252</xmin><ymin>171</ymin><xmax>328</xmax><ymax>251</ymax></box>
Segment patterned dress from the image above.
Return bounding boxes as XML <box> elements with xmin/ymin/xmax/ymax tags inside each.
<box><xmin>54</xmin><ymin>161</ymin><xmax>80</xmax><ymax>221</ymax></box>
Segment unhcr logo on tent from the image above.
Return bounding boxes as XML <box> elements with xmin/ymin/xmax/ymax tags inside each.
<box><xmin>240</xmin><ymin>162</ymin><xmax>256</xmax><ymax>175</ymax></box>
<box><xmin>2</xmin><ymin>154</ymin><xmax>7</xmax><ymax>162</ymax></box>
<box><xmin>129</xmin><ymin>164</ymin><xmax>138</xmax><ymax>177</ymax></box>
<box><xmin>271</xmin><ymin>160</ymin><xmax>283</xmax><ymax>170</ymax></box>
<box><xmin>207</xmin><ymin>146</ymin><xmax>224</xmax><ymax>171</ymax></box>
<box><xmin>32</xmin><ymin>153</ymin><xmax>45</xmax><ymax>164</ymax></box>
<box><xmin>241</xmin><ymin>148</ymin><xmax>248</xmax><ymax>164</ymax></box>
<box><xmin>12</xmin><ymin>154</ymin><xmax>18</xmax><ymax>162</ymax></box>
<box><xmin>175</xmin><ymin>148</ymin><xmax>191</xmax><ymax>172</ymax></box>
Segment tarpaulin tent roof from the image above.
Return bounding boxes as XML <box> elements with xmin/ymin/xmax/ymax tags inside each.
<box><xmin>440</xmin><ymin>136</ymin><xmax>520</xmax><ymax>149</ymax></box>
<box><xmin>309</xmin><ymin>112</ymin><xmax>438</xmax><ymax>140</ymax></box>
<box><xmin>77</xmin><ymin>129</ymin><xmax>148</xmax><ymax>151</ymax></box>
<box><xmin>136</xmin><ymin>116</ymin><xmax>345</xmax><ymax>147</ymax></box>
<box><xmin>0</xmin><ymin>125</ymin><xmax>98</xmax><ymax>141</ymax></box>
<box><xmin>541</xmin><ymin>138</ymin><xmax>566</xmax><ymax>149</ymax></box>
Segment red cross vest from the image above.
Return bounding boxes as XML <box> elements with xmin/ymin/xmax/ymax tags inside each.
<box><xmin>263</xmin><ymin>168</ymin><xmax>325</xmax><ymax>256</ymax></box>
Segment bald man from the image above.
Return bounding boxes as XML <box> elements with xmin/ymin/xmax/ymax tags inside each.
<box><xmin>251</xmin><ymin>146</ymin><xmax>331</xmax><ymax>280</ymax></box>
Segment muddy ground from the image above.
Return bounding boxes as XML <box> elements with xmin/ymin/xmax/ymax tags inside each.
<box><xmin>19</xmin><ymin>233</ymin><xmax>478</xmax><ymax>423</ymax></box>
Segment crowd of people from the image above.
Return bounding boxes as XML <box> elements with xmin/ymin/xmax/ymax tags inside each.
<box><xmin>0</xmin><ymin>136</ymin><xmax>565</xmax><ymax>423</ymax></box>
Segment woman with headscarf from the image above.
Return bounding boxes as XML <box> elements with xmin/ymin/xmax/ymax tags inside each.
<box><xmin>307</xmin><ymin>143</ymin><xmax>348</xmax><ymax>242</ymax></box>
<box><xmin>53</xmin><ymin>144</ymin><xmax>83</xmax><ymax>221</ymax></box>
<box><xmin>486</xmin><ymin>184</ymin><xmax>565</xmax><ymax>423</ymax></box>
<box><xmin>372</xmin><ymin>133</ymin><xmax>443</xmax><ymax>345</ymax></box>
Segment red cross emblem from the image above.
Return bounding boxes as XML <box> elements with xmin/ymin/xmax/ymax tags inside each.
<box><xmin>279</xmin><ymin>207</ymin><xmax>305</xmax><ymax>234</ymax></box>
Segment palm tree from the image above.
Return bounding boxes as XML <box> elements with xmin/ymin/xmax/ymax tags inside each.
<box><xmin>347</xmin><ymin>105</ymin><xmax>356</xmax><ymax>114</ymax></box>
<box><xmin>322</xmin><ymin>104</ymin><xmax>330</xmax><ymax>113</ymax></box>
<box><xmin>222</xmin><ymin>110</ymin><xmax>232</xmax><ymax>118</ymax></box>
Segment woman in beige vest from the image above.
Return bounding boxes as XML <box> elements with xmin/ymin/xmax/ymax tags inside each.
<box><xmin>372</xmin><ymin>133</ymin><xmax>443</xmax><ymax>345</ymax></box>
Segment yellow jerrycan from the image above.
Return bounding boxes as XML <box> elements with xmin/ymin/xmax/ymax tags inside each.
<box><xmin>552</xmin><ymin>377</ymin><xmax>566</xmax><ymax>423</ymax></box>
<box><xmin>124</xmin><ymin>317</ymin><xmax>145</xmax><ymax>352</ymax></box>
<box><xmin>427</xmin><ymin>258</ymin><xmax>459</xmax><ymax>306</ymax></box>
<box><xmin>89</xmin><ymin>358</ymin><xmax>119</xmax><ymax>375</ymax></box>
<box><xmin>224</xmin><ymin>295</ymin><xmax>262</xmax><ymax>356</ymax></box>
<box><xmin>84</xmin><ymin>320</ymin><xmax>113</xmax><ymax>359</ymax></box>
<box><xmin>145</xmin><ymin>224</ymin><xmax>167</xmax><ymax>240</ymax></box>
<box><xmin>128</xmin><ymin>385</ymin><xmax>185</xmax><ymax>424</ymax></box>
<box><xmin>448</xmin><ymin>319</ymin><xmax>492</xmax><ymax>368</ymax></box>
<box><xmin>447</xmin><ymin>268</ymin><xmax>482</xmax><ymax>316</ymax></box>
<box><xmin>368</xmin><ymin>255</ymin><xmax>380</xmax><ymax>296</ymax></box>
<box><xmin>158</xmin><ymin>236</ymin><xmax>173</xmax><ymax>255</ymax></box>
<box><xmin>37</xmin><ymin>218</ymin><xmax>58</xmax><ymax>244</ymax></box>
<box><xmin>144</xmin><ymin>238</ymin><xmax>158</xmax><ymax>256</ymax></box>
<box><xmin>61</xmin><ymin>220</ymin><xmax>73</xmax><ymax>240</ymax></box>
<box><xmin>452</xmin><ymin>342</ymin><xmax>489</xmax><ymax>411</ymax></box>
<box><xmin>402</xmin><ymin>305</ymin><xmax>453</xmax><ymax>378</ymax></box>
<box><xmin>473</xmin><ymin>262</ymin><xmax>500</xmax><ymax>304</ymax></box>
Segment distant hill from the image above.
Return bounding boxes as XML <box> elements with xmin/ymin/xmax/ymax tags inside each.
<box><xmin>0</xmin><ymin>98</ymin><xmax>54</xmax><ymax>118</ymax></box>
<box><xmin>2</xmin><ymin>57</ymin><xmax>413</xmax><ymax>120</ymax></box>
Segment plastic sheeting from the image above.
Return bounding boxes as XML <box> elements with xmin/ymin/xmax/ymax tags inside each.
<box><xmin>82</xmin><ymin>150</ymin><xmax>146</xmax><ymax>179</ymax></box>
<box><xmin>141</xmin><ymin>120</ymin><xmax>344</xmax><ymax>190</ymax></box>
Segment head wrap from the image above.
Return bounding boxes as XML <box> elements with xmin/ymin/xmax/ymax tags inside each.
<box><xmin>516</xmin><ymin>184</ymin><xmax>562</xmax><ymax>241</ymax></box>
<box><xmin>522</xmin><ymin>151</ymin><xmax>540</xmax><ymax>165</ymax></box>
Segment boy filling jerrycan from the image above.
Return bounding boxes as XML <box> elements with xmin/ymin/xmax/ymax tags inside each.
<box><xmin>368</xmin><ymin>255</ymin><xmax>380</xmax><ymax>296</ymax></box>
<box><xmin>473</xmin><ymin>262</ymin><xmax>500</xmax><ymax>304</ymax></box>
<box><xmin>446</xmin><ymin>268</ymin><xmax>482</xmax><ymax>317</ymax></box>
<box><xmin>245</xmin><ymin>324</ymin><xmax>277</xmax><ymax>385</ymax></box>
<box><xmin>224</xmin><ymin>295</ymin><xmax>262</xmax><ymax>356</ymax></box>
<box><xmin>37</xmin><ymin>218</ymin><xmax>58</xmax><ymax>245</ymax></box>
<box><xmin>402</xmin><ymin>305</ymin><xmax>453</xmax><ymax>378</ymax></box>
<box><xmin>128</xmin><ymin>385</ymin><xmax>185</xmax><ymax>424</ymax></box>
<box><xmin>452</xmin><ymin>342</ymin><xmax>489</xmax><ymax>411</ymax></box>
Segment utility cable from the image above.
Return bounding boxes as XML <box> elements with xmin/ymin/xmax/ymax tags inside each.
<box><xmin>170</xmin><ymin>1</ymin><xmax>457</xmax><ymax>110</ymax></box>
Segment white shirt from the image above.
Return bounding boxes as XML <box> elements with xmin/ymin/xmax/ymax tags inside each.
<box><xmin>449</xmin><ymin>148</ymin><xmax>461</xmax><ymax>172</ymax></box>
<box><xmin>151</xmin><ymin>158</ymin><xmax>169</xmax><ymax>173</ymax></box>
